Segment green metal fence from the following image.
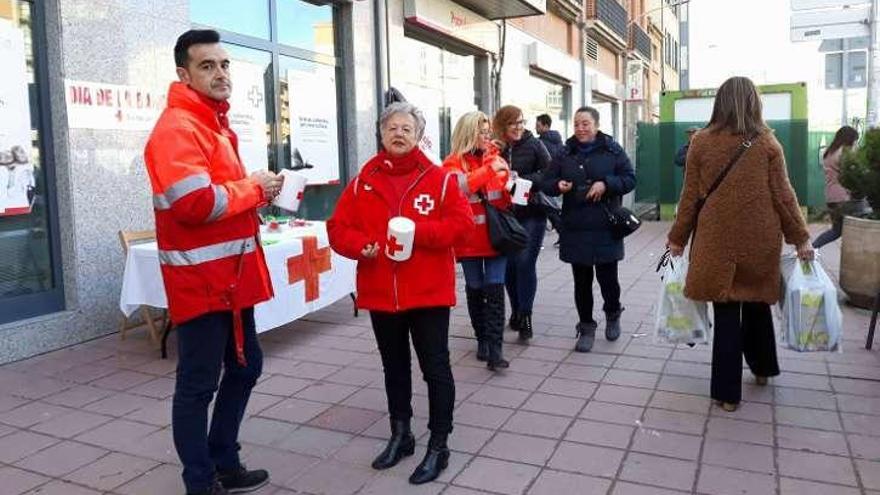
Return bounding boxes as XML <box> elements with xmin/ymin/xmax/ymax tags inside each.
<box><xmin>635</xmin><ymin>120</ymin><xmax>828</xmax><ymax>219</ymax></box>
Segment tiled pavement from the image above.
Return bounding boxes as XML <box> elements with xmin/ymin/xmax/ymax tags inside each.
<box><xmin>1</xmin><ymin>221</ymin><xmax>879</xmax><ymax>495</ymax></box>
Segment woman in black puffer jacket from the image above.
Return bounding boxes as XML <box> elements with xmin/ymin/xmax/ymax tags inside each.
<box><xmin>493</xmin><ymin>105</ymin><xmax>552</xmax><ymax>342</ymax></box>
<box><xmin>542</xmin><ymin>106</ymin><xmax>636</xmax><ymax>353</ymax></box>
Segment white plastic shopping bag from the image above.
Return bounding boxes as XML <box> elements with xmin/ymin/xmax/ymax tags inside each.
<box><xmin>779</xmin><ymin>254</ymin><xmax>843</xmax><ymax>352</ymax></box>
<box><xmin>654</xmin><ymin>252</ymin><xmax>711</xmax><ymax>345</ymax></box>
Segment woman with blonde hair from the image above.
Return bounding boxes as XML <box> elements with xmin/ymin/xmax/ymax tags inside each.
<box><xmin>666</xmin><ymin>76</ymin><xmax>814</xmax><ymax>412</ymax></box>
<box><xmin>443</xmin><ymin>111</ymin><xmax>513</xmax><ymax>371</ymax></box>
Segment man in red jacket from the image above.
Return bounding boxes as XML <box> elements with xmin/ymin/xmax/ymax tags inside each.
<box><xmin>144</xmin><ymin>30</ymin><xmax>282</xmax><ymax>495</ymax></box>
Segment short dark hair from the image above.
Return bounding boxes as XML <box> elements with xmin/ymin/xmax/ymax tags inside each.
<box><xmin>575</xmin><ymin>106</ymin><xmax>600</xmax><ymax>125</ymax></box>
<box><xmin>536</xmin><ymin>114</ymin><xmax>552</xmax><ymax>127</ymax></box>
<box><xmin>174</xmin><ymin>29</ymin><xmax>221</xmax><ymax>68</ymax></box>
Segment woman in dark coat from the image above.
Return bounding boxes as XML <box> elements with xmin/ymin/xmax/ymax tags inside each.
<box><xmin>542</xmin><ymin>106</ymin><xmax>636</xmax><ymax>353</ymax></box>
<box><xmin>493</xmin><ymin>105</ymin><xmax>553</xmax><ymax>342</ymax></box>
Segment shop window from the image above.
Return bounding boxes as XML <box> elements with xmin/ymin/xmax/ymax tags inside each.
<box><xmin>399</xmin><ymin>36</ymin><xmax>477</xmax><ymax>160</ymax></box>
<box><xmin>191</xmin><ymin>0</ymin><xmax>271</xmax><ymax>40</ymax></box>
<box><xmin>277</xmin><ymin>0</ymin><xmax>334</xmax><ymax>56</ymax></box>
<box><xmin>190</xmin><ymin>0</ymin><xmax>344</xmax><ymax>219</ymax></box>
<box><xmin>0</xmin><ymin>0</ymin><xmax>64</xmax><ymax>323</ymax></box>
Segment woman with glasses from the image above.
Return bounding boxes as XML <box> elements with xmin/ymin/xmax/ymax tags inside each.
<box><xmin>443</xmin><ymin>111</ymin><xmax>512</xmax><ymax>371</ymax></box>
<box><xmin>328</xmin><ymin>102</ymin><xmax>474</xmax><ymax>483</ymax></box>
<box><xmin>493</xmin><ymin>105</ymin><xmax>552</xmax><ymax>342</ymax></box>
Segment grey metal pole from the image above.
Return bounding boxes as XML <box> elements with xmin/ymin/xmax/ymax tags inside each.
<box><xmin>868</xmin><ymin>0</ymin><xmax>880</xmax><ymax>128</ymax></box>
<box><xmin>661</xmin><ymin>2</ymin><xmax>665</xmax><ymax>92</ymax></box>
<box><xmin>843</xmin><ymin>38</ymin><xmax>849</xmax><ymax>126</ymax></box>
<box><xmin>374</xmin><ymin>0</ymin><xmax>389</xmax><ymax>116</ymax></box>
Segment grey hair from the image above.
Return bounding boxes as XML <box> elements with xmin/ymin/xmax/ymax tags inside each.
<box><xmin>379</xmin><ymin>102</ymin><xmax>426</xmax><ymax>141</ymax></box>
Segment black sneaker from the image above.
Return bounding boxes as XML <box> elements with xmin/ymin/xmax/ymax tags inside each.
<box><xmin>188</xmin><ymin>481</ymin><xmax>228</xmax><ymax>495</ymax></box>
<box><xmin>217</xmin><ymin>465</ymin><xmax>269</xmax><ymax>493</ymax></box>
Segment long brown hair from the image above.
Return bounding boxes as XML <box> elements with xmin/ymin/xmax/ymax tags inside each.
<box><xmin>493</xmin><ymin>105</ymin><xmax>523</xmax><ymax>141</ymax></box>
<box><xmin>706</xmin><ymin>77</ymin><xmax>770</xmax><ymax>136</ymax></box>
<box><xmin>824</xmin><ymin>125</ymin><xmax>859</xmax><ymax>159</ymax></box>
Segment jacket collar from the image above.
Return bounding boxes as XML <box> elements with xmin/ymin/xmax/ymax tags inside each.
<box><xmin>166</xmin><ymin>81</ymin><xmax>229</xmax><ymax>133</ymax></box>
<box><xmin>358</xmin><ymin>148</ymin><xmax>435</xmax><ymax>209</ymax></box>
<box><xmin>564</xmin><ymin>131</ymin><xmax>615</xmax><ymax>155</ymax></box>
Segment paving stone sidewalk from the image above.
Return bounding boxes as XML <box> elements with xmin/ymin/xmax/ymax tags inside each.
<box><xmin>0</xmin><ymin>221</ymin><xmax>878</xmax><ymax>494</ymax></box>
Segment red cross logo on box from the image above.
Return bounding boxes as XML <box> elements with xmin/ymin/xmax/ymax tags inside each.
<box><xmin>413</xmin><ymin>193</ymin><xmax>435</xmax><ymax>216</ymax></box>
<box><xmin>286</xmin><ymin>236</ymin><xmax>332</xmax><ymax>302</ymax></box>
<box><xmin>387</xmin><ymin>235</ymin><xmax>404</xmax><ymax>256</ymax></box>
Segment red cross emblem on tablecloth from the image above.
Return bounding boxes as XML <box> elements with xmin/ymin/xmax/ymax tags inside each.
<box><xmin>387</xmin><ymin>235</ymin><xmax>404</xmax><ymax>256</ymax></box>
<box><xmin>287</xmin><ymin>236</ymin><xmax>332</xmax><ymax>302</ymax></box>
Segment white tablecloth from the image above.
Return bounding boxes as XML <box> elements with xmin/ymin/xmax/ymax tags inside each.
<box><xmin>119</xmin><ymin>221</ymin><xmax>356</xmax><ymax>333</ymax></box>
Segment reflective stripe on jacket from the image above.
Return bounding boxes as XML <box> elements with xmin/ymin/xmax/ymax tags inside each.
<box><xmin>442</xmin><ymin>145</ymin><xmax>511</xmax><ymax>259</ymax></box>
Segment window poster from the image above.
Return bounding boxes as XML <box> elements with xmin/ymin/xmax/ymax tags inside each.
<box><xmin>228</xmin><ymin>59</ymin><xmax>269</xmax><ymax>174</ymax></box>
<box><xmin>0</xmin><ymin>19</ymin><xmax>34</xmax><ymax>216</ymax></box>
<box><xmin>286</xmin><ymin>68</ymin><xmax>340</xmax><ymax>185</ymax></box>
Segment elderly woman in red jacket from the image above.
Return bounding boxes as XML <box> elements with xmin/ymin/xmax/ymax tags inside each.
<box><xmin>442</xmin><ymin>111</ymin><xmax>513</xmax><ymax>370</ymax></box>
<box><xmin>328</xmin><ymin>102</ymin><xmax>473</xmax><ymax>485</ymax></box>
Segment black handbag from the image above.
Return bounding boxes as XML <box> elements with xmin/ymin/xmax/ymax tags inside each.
<box><xmin>602</xmin><ymin>201</ymin><xmax>641</xmax><ymax>239</ymax></box>
<box><xmin>481</xmin><ymin>194</ymin><xmax>529</xmax><ymax>254</ymax></box>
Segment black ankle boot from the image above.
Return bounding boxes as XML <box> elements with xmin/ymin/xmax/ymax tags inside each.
<box><xmin>518</xmin><ymin>313</ymin><xmax>533</xmax><ymax>342</ymax></box>
<box><xmin>476</xmin><ymin>340</ymin><xmax>489</xmax><ymax>362</ymax></box>
<box><xmin>371</xmin><ymin>419</ymin><xmax>415</xmax><ymax>470</ymax></box>
<box><xmin>409</xmin><ymin>433</ymin><xmax>450</xmax><ymax>485</ymax></box>
<box><xmin>605</xmin><ymin>308</ymin><xmax>623</xmax><ymax>342</ymax></box>
<box><xmin>216</xmin><ymin>464</ymin><xmax>268</xmax><ymax>493</ymax></box>
<box><xmin>508</xmin><ymin>311</ymin><xmax>521</xmax><ymax>331</ymax></box>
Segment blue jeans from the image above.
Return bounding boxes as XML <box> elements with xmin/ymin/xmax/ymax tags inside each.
<box><xmin>505</xmin><ymin>216</ymin><xmax>546</xmax><ymax>314</ymax></box>
<box><xmin>173</xmin><ymin>308</ymin><xmax>262</xmax><ymax>493</ymax></box>
<box><xmin>461</xmin><ymin>256</ymin><xmax>507</xmax><ymax>289</ymax></box>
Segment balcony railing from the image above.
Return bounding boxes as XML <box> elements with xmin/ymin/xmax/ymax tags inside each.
<box><xmin>629</xmin><ymin>24</ymin><xmax>652</xmax><ymax>61</ymax></box>
<box><xmin>548</xmin><ymin>0</ymin><xmax>582</xmax><ymax>21</ymax></box>
<box><xmin>586</xmin><ymin>0</ymin><xmax>629</xmax><ymax>49</ymax></box>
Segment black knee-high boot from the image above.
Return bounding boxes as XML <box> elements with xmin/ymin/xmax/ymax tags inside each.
<box><xmin>465</xmin><ymin>287</ymin><xmax>489</xmax><ymax>361</ymax></box>
<box><xmin>484</xmin><ymin>284</ymin><xmax>509</xmax><ymax>371</ymax></box>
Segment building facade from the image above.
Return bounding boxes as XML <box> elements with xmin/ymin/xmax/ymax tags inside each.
<box><xmin>0</xmin><ymin>0</ymin><xmax>680</xmax><ymax>363</ymax></box>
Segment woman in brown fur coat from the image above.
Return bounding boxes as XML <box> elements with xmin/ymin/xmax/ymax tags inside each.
<box><xmin>666</xmin><ymin>77</ymin><xmax>814</xmax><ymax>412</ymax></box>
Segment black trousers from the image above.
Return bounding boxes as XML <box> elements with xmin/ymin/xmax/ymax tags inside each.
<box><xmin>173</xmin><ymin>308</ymin><xmax>262</xmax><ymax>493</ymax></box>
<box><xmin>572</xmin><ymin>262</ymin><xmax>622</xmax><ymax>323</ymax></box>
<box><xmin>711</xmin><ymin>302</ymin><xmax>780</xmax><ymax>404</ymax></box>
<box><xmin>370</xmin><ymin>307</ymin><xmax>455</xmax><ymax>435</ymax></box>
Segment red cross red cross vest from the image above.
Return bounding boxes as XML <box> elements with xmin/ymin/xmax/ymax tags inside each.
<box><xmin>327</xmin><ymin>148</ymin><xmax>474</xmax><ymax>313</ymax></box>
<box><xmin>441</xmin><ymin>143</ymin><xmax>511</xmax><ymax>259</ymax></box>
<box><xmin>144</xmin><ymin>82</ymin><xmax>273</xmax><ymax>364</ymax></box>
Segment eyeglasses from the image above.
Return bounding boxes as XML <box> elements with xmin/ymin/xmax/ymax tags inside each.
<box><xmin>508</xmin><ymin>120</ymin><xmax>526</xmax><ymax>128</ymax></box>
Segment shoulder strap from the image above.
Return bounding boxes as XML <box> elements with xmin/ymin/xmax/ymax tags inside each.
<box><xmin>701</xmin><ymin>131</ymin><xmax>759</xmax><ymax>203</ymax></box>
